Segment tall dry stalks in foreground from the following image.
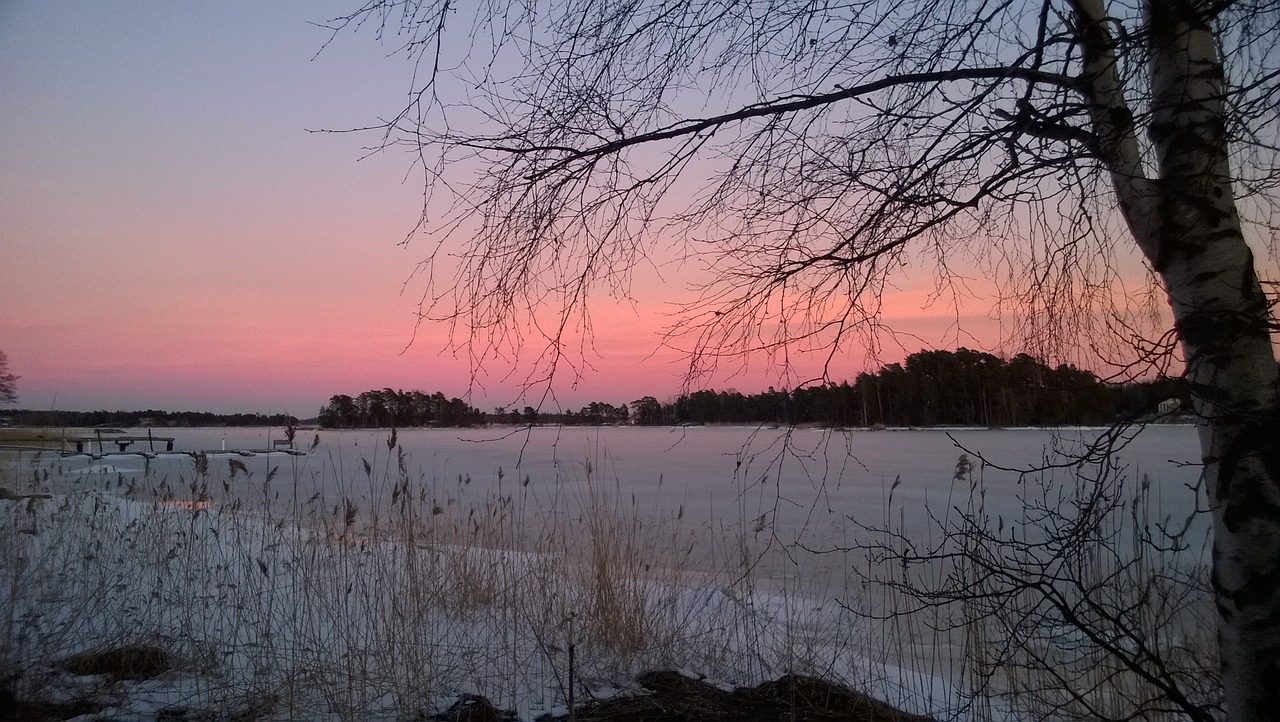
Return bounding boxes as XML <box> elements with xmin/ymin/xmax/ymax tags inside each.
<box><xmin>855</xmin><ymin>429</ymin><xmax>1218</xmax><ymax>721</ymax></box>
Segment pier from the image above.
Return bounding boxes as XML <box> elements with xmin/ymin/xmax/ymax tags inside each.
<box><xmin>0</xmin><ymin>444</ymin><xmax>306</xmax><ymax>460</ymax></box>
<box><xmin>0</xmin><ymin>431</ymin><xmax>175</xmax><ymax>453</ymax></box>
<box><xmin>0</xmin><ymin>429</ymin><xmax>305</xmax><ymax>459</ymax></box>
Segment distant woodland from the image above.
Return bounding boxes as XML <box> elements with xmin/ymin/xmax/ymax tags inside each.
<box><xmin>318</xmin><ymin>391</ymin><xmax>484</xmax><ymax>429</ymax></box>
<box><xmin>2</xmin><ymin>409</ymin><xmax>298</xmax><ymax>428</ymax></box>
<box><xmin>318</xmin><ymin>349</ymin><xmax>1186</xmax><ymax>430</ymax></box>
<box><xmin>0</xmin><ymin>350</ymin><xmax>1185</xmax><ymax>430</ymax></box>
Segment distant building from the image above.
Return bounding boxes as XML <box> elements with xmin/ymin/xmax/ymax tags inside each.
<box><xmin>1157</xmin><ymin>398</ymin><xmax>1181</xmax><ymax>416</ymax></box>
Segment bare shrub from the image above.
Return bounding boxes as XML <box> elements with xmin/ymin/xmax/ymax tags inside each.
<box><xmin>854</xmin><ymin>429</ymin><xmax>1218</xmax><ymax>721</ymax></box>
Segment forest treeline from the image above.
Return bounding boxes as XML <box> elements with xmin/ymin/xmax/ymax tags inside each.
<box><xmin>1</xmin><ymin>350</ymin><xmax>1185</xmax><ymax>431</ymax></box>
<box><xmin>2</xmin><ymin>409</ymin><xmax>298</xmax><ymax>428</ymax></box>
<box><xmin>318</xmin><ymin>349</ymin><xmax>1186</xmax><ymax>430</ymax></box>
<box><xmin>655</xmin><ymin>349</ymin><xmax>1184</xmax><ymax>428</ymax></box>
<box><xmin>318</xmin><ymin>390</ymin><xmax>485</xmax><ymax>428</ymax></box>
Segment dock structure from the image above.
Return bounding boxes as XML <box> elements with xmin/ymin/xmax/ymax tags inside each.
<box><xmin>0</xmin><ymin>446</ymin><xmax>306</xmax><ymax>460</ymax></box>
<box><xmin>77</xmin><ymin>435</ymin><xmax>177</xmax><ymax>452</ymax></box>
<box><xmin>0</xmin><ymin>429</ymin><xmax>306</xmax><ymax>460</ymax></box>
<box><xmin>0</xmin><ymin>430</ymin><xmax>174</xmax><ymax>453</ymax></box>
<box><xmin>190</xmin><ymin>448</ymin><xmax>307</xmax><ymax>458</ymax></box>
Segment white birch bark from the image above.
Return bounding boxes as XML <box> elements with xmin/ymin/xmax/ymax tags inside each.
<box><xmin>1079</xmin><ymin>0</ymin><xmax>1280</xmax><ymax>718</ymax></box>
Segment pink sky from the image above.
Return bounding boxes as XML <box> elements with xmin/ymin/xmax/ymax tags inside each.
<box><xmin>0</xmin><ymin>1</ymin><xmax>1148</xmax><ymax>417</ymax></box>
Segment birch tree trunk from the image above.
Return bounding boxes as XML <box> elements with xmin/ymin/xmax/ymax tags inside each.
<box><xmin>1081</xmin><ymin>0</ymin><xmax>1280</xmax><ymax>717</ymax></box>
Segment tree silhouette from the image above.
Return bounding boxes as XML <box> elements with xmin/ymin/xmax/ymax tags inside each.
<box><xmin>0</xmin><ymin>350</ymin><xmax>18</xmax><ymax>405</ymax></box>
<box><xmin>327</xmin><ymin>1</ymin><xmax>1280</xmax><ymax>718</ymax></box>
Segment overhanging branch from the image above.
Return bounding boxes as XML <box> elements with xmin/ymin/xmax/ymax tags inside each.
<box><xmin>460</xmin><ymin>65</ymin><xmax>1080</xmax><ymax>178</ymax></box>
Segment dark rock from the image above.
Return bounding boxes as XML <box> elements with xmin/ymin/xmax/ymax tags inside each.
<box><xmin>745</xmin><ymin>674</ymin><xmax>935</xmax><ymax>721</ymax></box>
<box><xmin>427</xmin><ymin>693</ymin><xmax>517</xmax><ymax>722</ymax></box>
<box><xmin>536</xmin><ymin>670</ymin><xmax>934</xmax><ymax>722</ymax></box>
<box><xmin>63</xmin><ymin>645</ymin><xmax>172</xmax><ymax>681</ymax></box>
<box><xmin>0</xmin><ymin>678</ymin><xmax>101</xmax><ymax>722</ymax></box>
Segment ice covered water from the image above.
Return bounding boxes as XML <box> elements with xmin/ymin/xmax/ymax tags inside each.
<box><xmin>9</xmin><ymin>423</ymin><xmax>1211</xmax><ymax>719</ymax></box>
<box><xmin>51</xmin><ymin>423</ymin><xmax>1208</xmax><ymax>592</ymax></box>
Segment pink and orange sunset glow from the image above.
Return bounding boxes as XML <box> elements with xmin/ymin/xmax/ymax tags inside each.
<box><xmin>2</xmin><ymin>1</ymin><xmax>1084</xmax><ymax>418</ymax></box>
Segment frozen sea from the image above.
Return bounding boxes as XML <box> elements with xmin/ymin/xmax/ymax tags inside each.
<box><xmin>8</xmin><ymin>423</ymin><xmax>1211</xmax><ymax>720</ymax></box>
<box><xmin>59</xmin><ymin>423</ymin><xmax>1209</xmax><ymax>592</ymax></box>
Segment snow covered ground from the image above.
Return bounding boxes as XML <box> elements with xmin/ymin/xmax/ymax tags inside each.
<box><xmin>0</xmin><ymin>426</ymin><xmax>1209</xmax><ymax>720</ymax></box>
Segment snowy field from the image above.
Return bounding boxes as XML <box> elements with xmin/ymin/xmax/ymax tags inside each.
<box><xmin>1</xmin><ymin>425</ymin><xmax>1213</xmax><ymax>720</ymax></box>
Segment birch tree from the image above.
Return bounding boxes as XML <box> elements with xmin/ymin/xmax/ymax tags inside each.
<box><xmin>329</xmin><ymin>0</ymin><xmax>1279</xmax><ymax>717</ymax></box>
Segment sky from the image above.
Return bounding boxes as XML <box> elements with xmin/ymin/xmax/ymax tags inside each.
<box><xmin>0</xmin><ymin>1</ymin><xmax>1055</xmax><ymax>417</ymax></box>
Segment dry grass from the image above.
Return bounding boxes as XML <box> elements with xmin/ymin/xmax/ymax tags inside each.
<box><xmin>0</xmin><ymin>431</ymin><xmax>1217</xmax><ymax>721</ymax></box>
<box><xmin>856</xmin><ymin>449</ymin><xmax>1218</xmax><ymax>722</ymax></box>
<box><xmin>0</xmin><ymin>440</ymin><xmax>817</xmax><ymax>720</ymax></box>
